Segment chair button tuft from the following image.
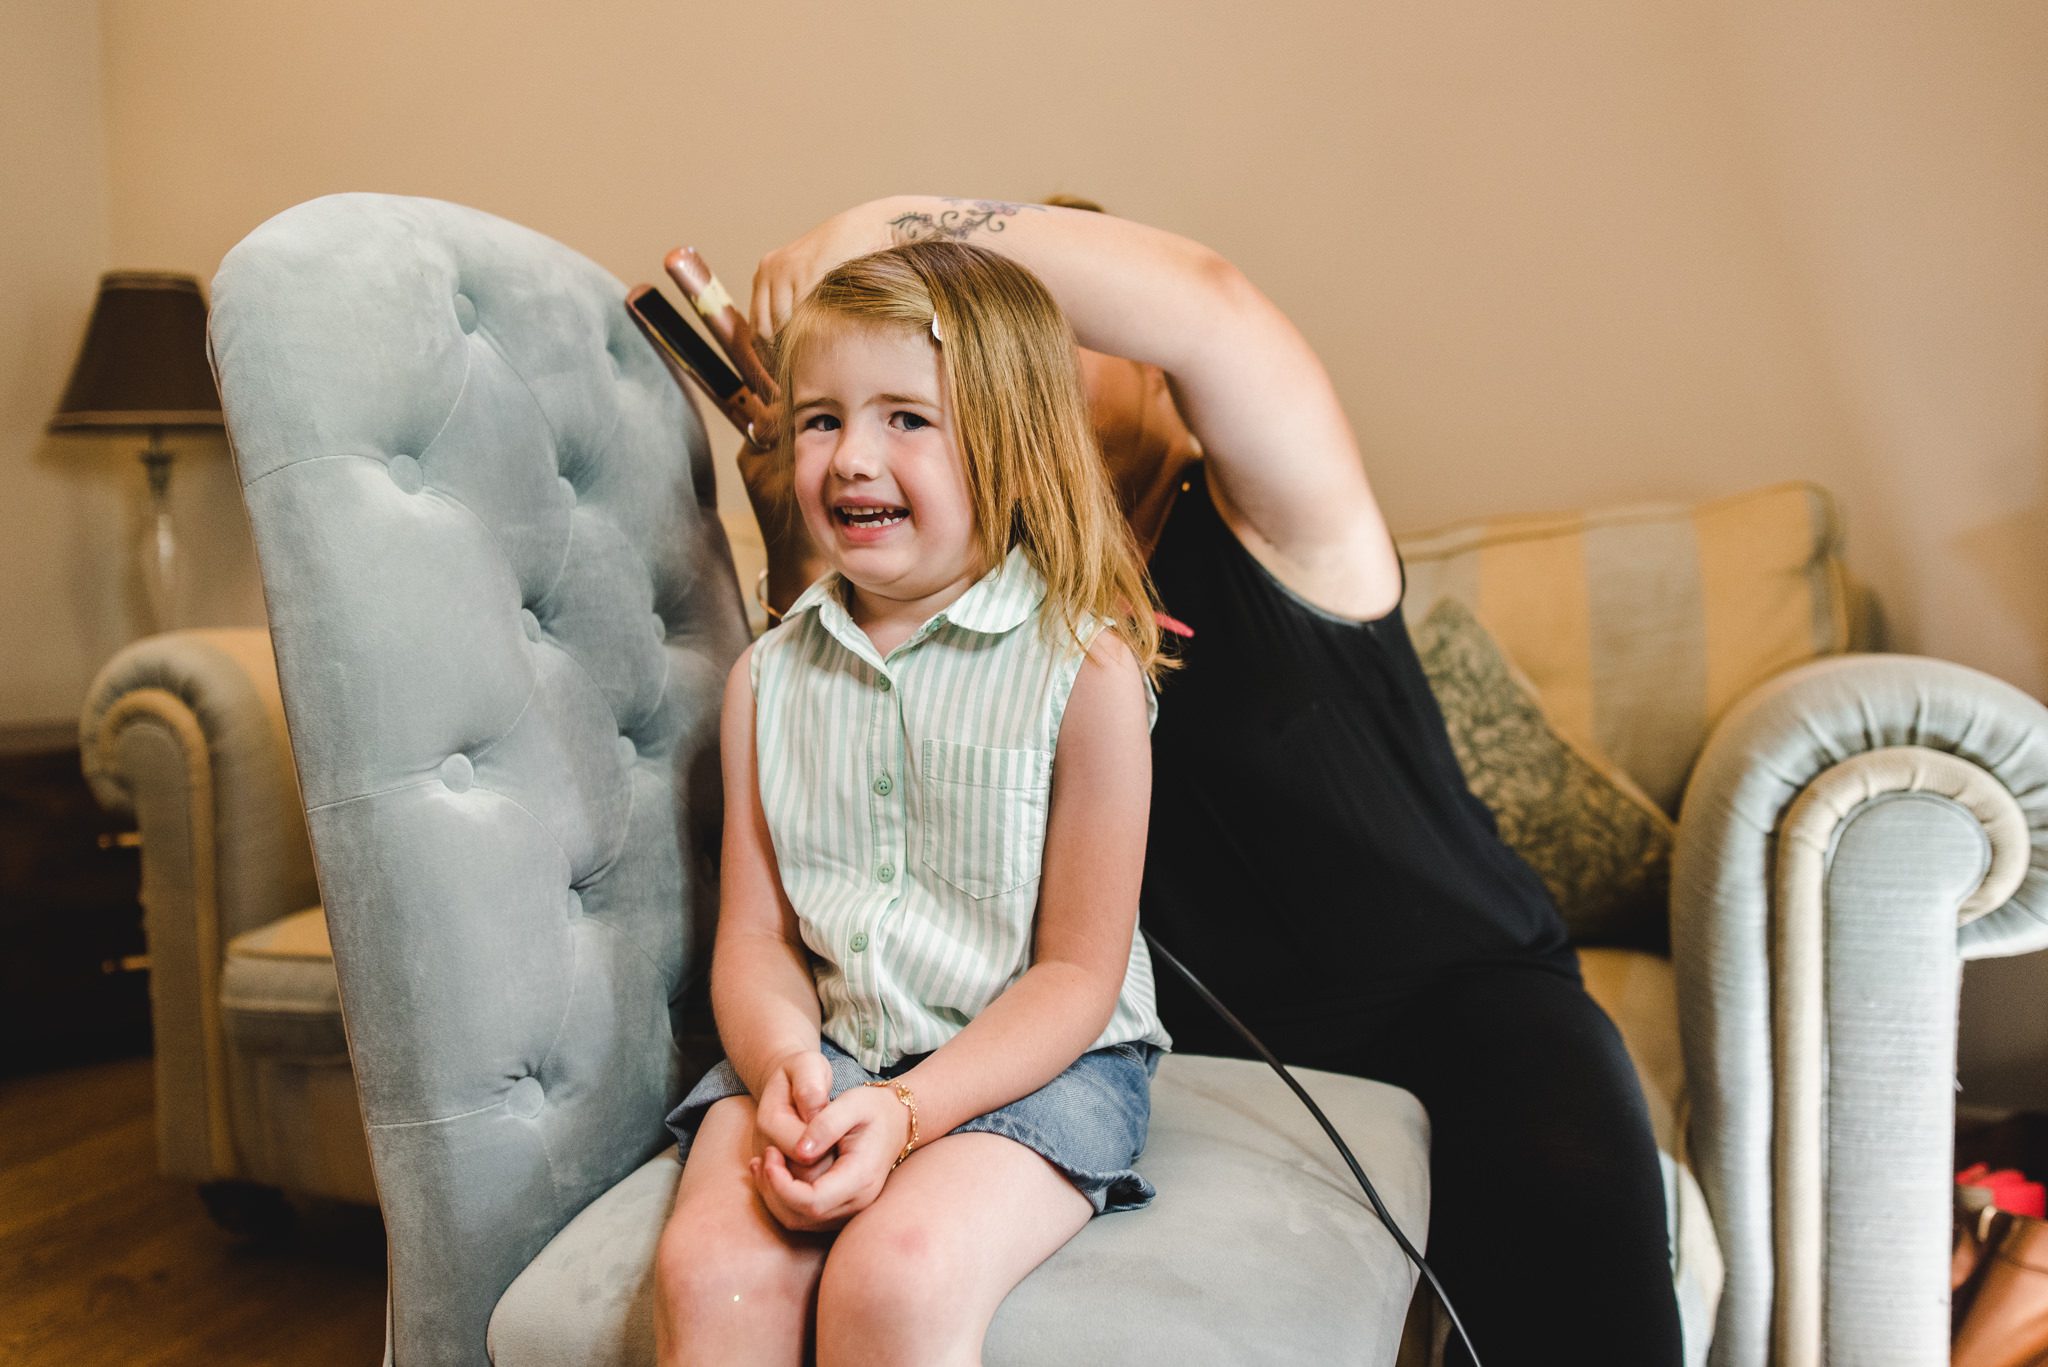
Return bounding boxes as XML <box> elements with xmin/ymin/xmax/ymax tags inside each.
<box><xmin>565</xmin><ymin>889</ymin><xmax>584</xmax><ymax>921</ymax></box>
<box><xmin>617</xmin><ymin>735</ymin><xmax>638</xmax><ymax>768</ymax></box>
<box><xmin>508</xmin><ymin>1076</ymin><xmax>544</xmax><ymax>1118</ymax></box>
<box><xmin>438</xmin><ymin>753</ymin><xmax>474</xmax><ymax>792</ymax></box>
<box><xmin>453</xmin><ymin>293</ymin><xmax>478</xmax><ymax>334</ymax></box>
<box><xmin>388</xmin><ymin>454</ymin><xmax>424</xmax><ymax>494</ymax></box>
<box><xmin>520</xmin><ymin>608</ymin><xmax>542</xmax><ymax>643</ymax></box>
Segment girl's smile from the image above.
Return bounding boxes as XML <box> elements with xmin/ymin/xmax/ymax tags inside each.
<box><xmin>790</xmin><ymin>323</ymin><xmax>984</xmax><ymax>634</ymax></box>
<box><xmin>830</xmin><ymin>497</ymin><xmax>910</xmax><ymax>541</ymax></box>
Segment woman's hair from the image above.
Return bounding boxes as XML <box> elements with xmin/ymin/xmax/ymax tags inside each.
<box><xmin>1040</xmin><ymin>192</ymin><xmax>1108</xmax><ymax>214</ymax></box>
<box><xmin>771</xmin><ymin>238</ymin><xmax>1171</xmax><ymax>682</ymax></box>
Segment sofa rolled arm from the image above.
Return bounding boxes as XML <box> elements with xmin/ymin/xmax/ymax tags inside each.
<box><xmin>79</xmin><ymin>627</ymin><xmax>320</xmax><ymax>1181</ymax></box>
<box><xmin>1671</xmin><ymin>653</ymin><xmax>2048</xmax><ymax>1367</ymax></box>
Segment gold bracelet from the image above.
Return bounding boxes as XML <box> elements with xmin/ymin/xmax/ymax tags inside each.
<box><xmin>861</xmin><ymin>1079</ymin><xmax>919</xmax><ymax>1168</ymax></box>
<box><xmin>754</xmin><ymin>567</ymin><xmax>785</xmax><ymax>625</ymax></box>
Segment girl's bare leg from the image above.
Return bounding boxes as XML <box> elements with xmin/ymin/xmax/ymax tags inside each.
<box><xmin>814</xmin><ymin>1132</ymin><xmax>1094</xmax><ymax>1367</ymax></box>
<box><xmin>653</xmin><ymin>1096</ymin><xmax>830</xmax><ymax>1367</ymax></box>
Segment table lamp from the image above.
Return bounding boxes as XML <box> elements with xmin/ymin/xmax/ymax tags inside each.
<box><xmin>49</xmin><ymin>271</ymin><xmax>224</xmax><ymax>632</ymax></box>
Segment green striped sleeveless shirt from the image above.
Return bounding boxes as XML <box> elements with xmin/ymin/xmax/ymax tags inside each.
<box><xmin>751</xmin><ymin>544</ymin><xmax>1171</xmax><ymax>1072</ymax></box>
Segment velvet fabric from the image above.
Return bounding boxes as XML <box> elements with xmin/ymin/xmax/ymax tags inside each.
<box><xmin>210</xmin><ymin>193</ymin><xmax>750</xmax><ymax>1365</ymax></box>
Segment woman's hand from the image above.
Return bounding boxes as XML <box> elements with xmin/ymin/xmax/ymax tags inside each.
<box><xmin>748</xmin><ymin>1084</ymin><xmax>912</xmax><ymax>1232</ymax></box>
<box><xmin>750</xmin><ymin>200</ymin><xmax>901</xmax><ymax>340</ymax></box>
<box><xmin>732</xmin><ymin>436</ymin><xmax>826</xmax><ymax>610</ymax></box>
<box><xmin>752</xmin><ymin>1048</ymin><xmax>834</xmax><ymax>1183</ymax></box>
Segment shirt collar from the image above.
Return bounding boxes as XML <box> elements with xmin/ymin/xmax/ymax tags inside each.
<box><xmin>939</xmin><ymin>546</ymin><xmax>1046</xmax><ymax>634</ymax></box>
<box><xmin>784</xmin><ymin>545</ymin><xmax>1046</xmax><ymax>642</ymax></box>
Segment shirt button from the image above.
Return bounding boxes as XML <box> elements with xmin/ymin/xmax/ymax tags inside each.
<box><xmin>877</xmin><ymin>675</ymin><xmax>892</xmax><ymax>692</ymax></box>
<box><xmin>877</xmin><ymin>863</ymin><xmax>895</xmax><ymax>883</ymax></box>
<box><xmin>873</xmin><ymin>774</ymin><xmax>892</xmax><ymax>796</ymax></box>
<box><xmin>850</xmin><ymin>931</ymin><xmax>869</xmax><ymax>953</ymax></box>
<box><xmin>861</xmin><ymin>1028</ymin><xmax>876</xmax><ymax>1049</ymax></box>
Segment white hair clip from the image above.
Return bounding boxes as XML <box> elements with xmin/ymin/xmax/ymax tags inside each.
<box><xmin>930</xmin><ymin>314</ymin><xmax>943</xmax><ymax>343</ymax></box>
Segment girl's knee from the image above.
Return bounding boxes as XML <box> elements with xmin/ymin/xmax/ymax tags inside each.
<box><xmin>673</xmin><ymin>1215</ymin><xmax>801</xmax><ymax>1283</ymax></box>
<box><xmin>820</xmin><ymin>1218</ymin><xmax>940</xmax><ymax>1303</ymax></box>
<box><xmin>816</xmin><ymin>1217</ymin><xmax>959</xmax><ymax>1351</ymax></box>
<box><xmin>656</xmin><ymin>1197</ymin><xmax>817</xmax><ymax>1326</ymax></box>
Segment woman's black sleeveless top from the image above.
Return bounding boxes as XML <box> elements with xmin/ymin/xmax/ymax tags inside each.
<box><xmin>1141</xmin><ymin>466</ymin><xmax>1574</xmax><ymax>1054</ymax></box>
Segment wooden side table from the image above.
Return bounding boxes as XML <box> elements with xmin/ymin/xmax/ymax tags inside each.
<box><xmin>0</xmin><ymin>741</ymin><xmax>150</xmax><ymax>1074</ymax></box>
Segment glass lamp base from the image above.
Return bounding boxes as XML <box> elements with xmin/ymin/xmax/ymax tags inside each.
<box><xmin>140</xmin><ymin>444</ymin><xmax>177</xmax><ymax>633</ymax></box>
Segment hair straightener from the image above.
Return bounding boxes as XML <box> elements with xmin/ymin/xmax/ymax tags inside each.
<box><xmin>625</xmin><ymin>282</ymin><xmax>770</xmax><ymax>448</ymax></box>
<box><xmin>664</xmin><ymin>246</ymin><xmax>779</xmax><ymax>402</ymax></box>
<box><xmin>630</xmin><ymin>248</ymin><xmax>1482</xmax><ymax>1363</ymax></box>
<box><xmin>625</xmin><ymin>247</ymin><xmax>781</xmax><ymax>451</ymax></box>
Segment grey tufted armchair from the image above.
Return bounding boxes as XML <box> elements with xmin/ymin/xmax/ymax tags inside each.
<box><xmin>208</xmin><ymin>193</ymin><xmax>1433</xmax><ymax>1366</ymax></box>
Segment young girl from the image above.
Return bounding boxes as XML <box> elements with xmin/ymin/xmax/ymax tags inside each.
<box><xmin>652</xmin><ymin>239</ymin><xmax>1173</xmax><ymax>1367</ymax></box>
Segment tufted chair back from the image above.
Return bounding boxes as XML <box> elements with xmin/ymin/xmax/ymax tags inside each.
<box><xmin>208</xmin><ymin>194</ymin><xmax>749</xmax><ymax>1365</ymax></box>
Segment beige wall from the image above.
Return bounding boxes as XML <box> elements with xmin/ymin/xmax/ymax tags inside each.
<box><xmin>0</xmin><ymin>4</ymin><xmax>265</xmax><ymax>738</ymax></box>
<box><xmin>7</xmin><ymin>2</ymin><xmax>2044</xmax><ymax>1097</ymax></box>
<box><xmin>76</xmin><ymin>0</ymin><xmax>2048</xmax><ymax>709</ymax></box>
<box><xmin>90</xmin><ymin>0</ymin><xmax>2048</xmax><ymax>692</ymax></box>
<box><xmin>2</xmin><ymin>3</ymin><xmax>122</xmax><ymax>734</ymax></box>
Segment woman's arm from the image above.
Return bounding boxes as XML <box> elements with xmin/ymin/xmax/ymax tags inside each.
<box><xmin>764</xmin><ymin>629</ymin><xmax>1153</xmax><ymax>1225</ymax></box>
<box><xmin>752</xmin><ymin>194</ymin><xmax>1402</xmax><ymax>620</ymax></box>
<box><xmin>708</xmin><ymin>649</ymin><xmax>831</xmax><ymax>1129</ymax></box>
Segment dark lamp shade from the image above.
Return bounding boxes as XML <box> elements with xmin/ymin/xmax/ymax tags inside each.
<box><xmin>49</xmin><ymin>271</ymin><xmax>223</xmax><ymax>431</ymax></box>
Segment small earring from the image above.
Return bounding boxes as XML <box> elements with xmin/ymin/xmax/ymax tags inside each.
<box><xmin>930</xmin><ymin>315</ymin><xmax>943</xmax><ymax>343</ymax></box>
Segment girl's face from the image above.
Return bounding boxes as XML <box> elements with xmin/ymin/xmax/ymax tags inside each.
<box><xmin>790</xmin><ymin>322</ymin><xmax>983</xmax><ymax>622</ymax></box>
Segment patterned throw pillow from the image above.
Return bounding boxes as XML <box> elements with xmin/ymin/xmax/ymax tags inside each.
<box><xmin>1395</xmin><ymin>480</ymin><xmax>1850</xmax><ymax>814</ymax></box>
<box><xmin>1412</xmin><ymin>598</ymin><xmax>1675</xmax><ymax>949</ymax></box>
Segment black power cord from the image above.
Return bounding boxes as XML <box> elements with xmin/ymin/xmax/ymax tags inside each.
<box><xmin>1144</xmin><ymin>931</ymin><xmax>1484</xmax><ymax>1367</ymax></box>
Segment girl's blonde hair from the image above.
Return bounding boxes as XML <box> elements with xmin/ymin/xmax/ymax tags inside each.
<box><xmin>771</xmin><ymin>239</ymin><xmax>1171</xmax><ymax>682</ymax></box>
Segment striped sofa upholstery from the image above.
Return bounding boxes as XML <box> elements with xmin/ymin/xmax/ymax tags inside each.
<box><xmin>1396</xmin><ymin>481</ymin><xmax>1856</xmax><ymax>814</ymax></box>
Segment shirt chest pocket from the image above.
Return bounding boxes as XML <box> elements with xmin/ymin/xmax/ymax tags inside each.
<box><xmin>918</xmin><ymin>739</ymin><xmax>1052</xmax><ymax>901</ymax></box>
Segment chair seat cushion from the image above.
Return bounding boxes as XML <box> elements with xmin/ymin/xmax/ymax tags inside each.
<box><xmin>488</xmin><ymin>1054</ymin><xmax>1430</xmax><ymax>1366</ymax></box>
<box><xmin>219</xmin><ymin>905</ymin><xmax>348</xmax><ymax>1059</ymax></box>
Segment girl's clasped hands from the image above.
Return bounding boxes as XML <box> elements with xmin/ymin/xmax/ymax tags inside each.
<box><xmin>745</xmin><ymin>1049</ymin><xmax>909</xmax><ymax>1231</ymax></box>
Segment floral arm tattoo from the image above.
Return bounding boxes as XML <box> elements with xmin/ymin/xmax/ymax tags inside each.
<box><xmin>886</xmin><ymin>198</ymin><xmax>1046</xmax><ymax>244</ymax></box>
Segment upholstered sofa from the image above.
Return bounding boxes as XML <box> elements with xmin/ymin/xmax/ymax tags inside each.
<box><xmin>80</xmin><ymin>193</ymin><xmax>2048</xmax><ymax>1367</ymax></box>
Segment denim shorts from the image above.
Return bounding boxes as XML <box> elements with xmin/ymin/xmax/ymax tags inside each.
<box><xmin>666</xmin><ymin>1036</ymin><xmax>1162</xmax><ymax>1214</ymax></box>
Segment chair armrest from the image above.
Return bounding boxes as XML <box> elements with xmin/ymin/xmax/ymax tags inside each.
<box><xmin>1671</xmin><ymin>652</ymin><xmax>2048</xmax><ymax>1367</ymax></box>
<box><xmin>79</xmin><ymin>627</ymin><xmax>320</xmax><ymax>1181</ymax></box>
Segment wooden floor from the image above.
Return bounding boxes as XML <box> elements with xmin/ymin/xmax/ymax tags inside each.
<box><xmin>0</xmin><ymin>1056</ymin><xmax>386</xmax><ymax>1366</ymax></box>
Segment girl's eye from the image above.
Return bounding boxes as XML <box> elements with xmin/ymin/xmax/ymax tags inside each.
<box><xmin>800</xmin><ymin>413</ymin><xmax>839</xmax><ymax>432</ymax></box>
<box><xmin>894</xmin><ymin>412</ymin><xmax>930</xmax><ymax>431</ymax></box>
